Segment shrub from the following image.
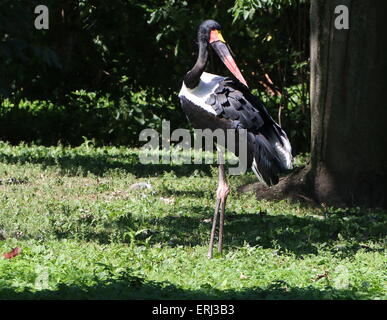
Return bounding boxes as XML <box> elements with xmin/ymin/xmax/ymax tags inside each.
<box><xmin>0</xmin><ymin>86</ymin><xmax>173</xmax><ymax>146</ymax></box>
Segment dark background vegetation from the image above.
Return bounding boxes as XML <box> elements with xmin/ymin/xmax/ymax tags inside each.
<box><xmin>0</xmin><ymin>0</ymin><xmax>309</xmax><ymax>154</ymax></box>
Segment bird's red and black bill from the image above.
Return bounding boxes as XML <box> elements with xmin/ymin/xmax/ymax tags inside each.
<box><xmin>209</xmin><ymin>30</ymin><xmax>248</xmax><ymax>87</ymax></box>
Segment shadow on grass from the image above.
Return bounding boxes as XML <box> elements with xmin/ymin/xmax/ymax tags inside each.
<box><xmin>0</xmin><ymin>276</ymin><xmax>362</xmax><ymax>300</ymax></box>
<box><xmin>2</xmin><ymin>147</ymin><xmax>385</xmax><ymax>256</ymax></box>
<box><xmin>0</xmin><ymin>151</ymin><xmax>213</xmax><ymax>177</ymax></box>
<box><xmin>50</xmin><ymin>206</ymin><xmax>386</xmax><ymax>258</ymax></box>
<box><xmin>145</xmin><ymin>211</ymin><xmax>385</xmax><ymax>257</ymax></box>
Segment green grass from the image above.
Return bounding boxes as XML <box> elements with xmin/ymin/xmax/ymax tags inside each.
<box><xmin>0</xmin><ymin>141</ymin><xmax>385</xmax><ymax>299</ymax></box>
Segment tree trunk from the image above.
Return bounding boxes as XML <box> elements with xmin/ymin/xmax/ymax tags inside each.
<box><xmin>309</xmin><ymin>0</ymin><xmax>387</xmax><ymax>207</ymax></box>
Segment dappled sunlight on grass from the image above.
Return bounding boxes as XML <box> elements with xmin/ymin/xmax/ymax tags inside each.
<box><xmin>0</xmin><ymin>143</ymin><xmax>385</xmax><ymax>299</ymax></box>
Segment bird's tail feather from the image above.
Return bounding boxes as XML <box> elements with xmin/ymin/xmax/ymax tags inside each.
<box><xmin>251</xmin><ymin>133</ymin><xmax>282</xmax><ymax>186</ymax></box>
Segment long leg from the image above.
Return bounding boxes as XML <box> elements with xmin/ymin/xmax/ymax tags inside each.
<box><xmin>207</xmin><ymin>199</ymin><xmax>220</xmax><ymax>259</ymax></box>
<box><xmin>207</xmin><ymin>152</ymin><xmax>230</xmax><ymax>259</ymax></box>
<box><xmin>217</xmin><ymin>163</ymin><xmax>229</xmax><ymax>254</ymax></box>
<box><xmin>218</xmin><ymin>196</ymin><xmax>227</xmax><ymax>253</ymax></box>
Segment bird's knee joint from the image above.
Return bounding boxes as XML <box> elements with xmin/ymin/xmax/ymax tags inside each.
<box><xmin>217</xmin><ymin>184</ymin><xmax>230</xmax><ymax>200</ymax></box>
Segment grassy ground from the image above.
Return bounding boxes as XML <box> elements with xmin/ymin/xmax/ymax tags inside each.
<box><xmin>0</xmin><ymin>142</ymin><xmax>385</xmax><ymax>299</ymax></box>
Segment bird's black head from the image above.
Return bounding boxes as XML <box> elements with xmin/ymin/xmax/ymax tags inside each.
<box><xmin>184</xmin><ymin>19</ymin><xmax>247</xmax><ymax>89</ymax></box>
<box><xmin>197</xmin><ymin>20</ymin><xmax>222</xmax><ymax>42</ymax></box>
<box><xmin>197</xmin><ymin>19</ymin><xmax>248</xmax><ymax>87</ymax></box>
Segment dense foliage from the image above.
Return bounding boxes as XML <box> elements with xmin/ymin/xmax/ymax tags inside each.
<box><xmin>0</xmin><ymin>0</ymin><xmax>310</xmax><ymax>152</ymax></box>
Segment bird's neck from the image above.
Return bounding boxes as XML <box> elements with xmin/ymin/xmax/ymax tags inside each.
<box><xmin>184</xmin><ymin>40</ymin><xmax>208</xmax><ymax>89</ymax></box>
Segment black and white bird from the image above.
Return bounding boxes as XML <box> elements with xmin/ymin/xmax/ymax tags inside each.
<box><xmin>178</xmin><ymin>20</ymin><xmax>293</xmax><ymax>259</ymax></box>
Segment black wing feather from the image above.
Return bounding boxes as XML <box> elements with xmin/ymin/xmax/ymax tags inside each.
<box><xmin>206</xmin><ymin>78</ymin><xmax>290</xmax><ymax>186</ymax></box>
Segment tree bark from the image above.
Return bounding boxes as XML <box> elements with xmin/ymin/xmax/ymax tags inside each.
<box><xmin>309</xmin><ymin>0</ymin><xmax>387</xmax><ymax>207</ymax></box>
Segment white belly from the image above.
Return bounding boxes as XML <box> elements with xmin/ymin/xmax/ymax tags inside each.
<box><xmin>178</xmin><ymin>72</ymin><xmax>225</xmax><ymax>115</ymax></box>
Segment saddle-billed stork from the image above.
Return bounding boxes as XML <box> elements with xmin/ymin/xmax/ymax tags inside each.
<box><xmin>178</xmin><ymin>20</ymin><xmax>293</xmax><ymax>259</ymax></box>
